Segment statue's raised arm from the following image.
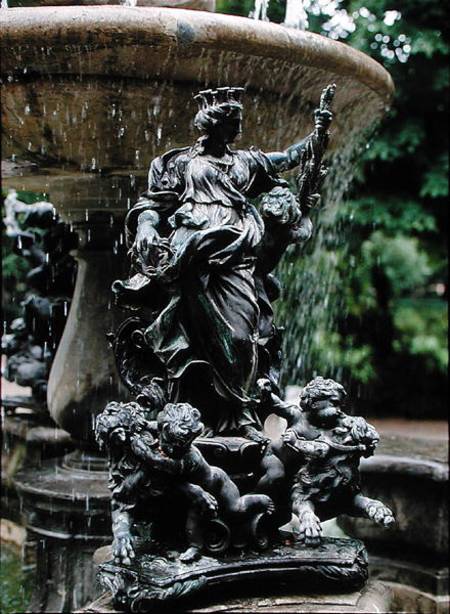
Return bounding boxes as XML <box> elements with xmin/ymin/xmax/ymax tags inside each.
<box><xmin>266</xmin><ymin>84</ymin><xmax>335</xmax><ymax>177</ymax></box>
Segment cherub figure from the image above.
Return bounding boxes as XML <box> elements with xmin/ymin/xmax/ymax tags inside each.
<box><xmin>96</xmin><ymin>401</ymin><xmax>274</xmax><ymax>565</ymax></box>
<box><xmin>256</xmin><ymin>377</ymin><xmax>395</xmax><ymax>546</ymax></box>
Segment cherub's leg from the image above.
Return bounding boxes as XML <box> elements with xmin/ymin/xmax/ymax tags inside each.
<box><xmin>237</xmin><ymin>493</ymin><xmax>275</xmax><ymax>518</ymax></box>
<box><xmin>112</xmin><ymin>508</ymin><xmax>135</xmax><ymax>565</ymax></box>
<box><xmin>256</xmin><ymin>451</ymin><xmax>286</xmax><ymax>495</ymax></box>
<box><xmin>180</xmin><ymin>508</ymin><xmax>204</xmax><ymax>563</ymax></box>
<box><xmin>291</xmin><ymin>484</ymin><xmax>322</xmax><ymax>546</ymax></box>
<box><xmin>211</xmin><ymin>467</ymin><xmax>274</xmax><ymax>520</ymax></box>
<box><xmin>349</xmin><ymin>493</ymin><xmax>395</xmax><ymax>527</ymax></box>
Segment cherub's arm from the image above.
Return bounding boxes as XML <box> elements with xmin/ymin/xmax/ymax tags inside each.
<box><xmin>271</xmin><ymin>397</ymin><xmax>302</xmax><ymax>426</ymax></box>
<box><xmin>257</xmin><ymin>379</ymin><xmax>301</xmax><ymax>426</ymax></box>
<box><xmin>282</xmin><ymin>431</ymin><xmax>329</xmax><ymax>459</ymax></box>
<box><xmin>182</xmin><ymin>447</ymin><xmax>213</xmax><ymax>484</ymax></box>
<box><xmin>176</xmin><ymin>482</ymin><xmax>218</xmax><ymax>518</ymax></box>
<box><xmin>113</xmin><ymin>467</ymin><xmax>148</xmax><ymax>500</ymax></box>
<box><xmin>130</xmin><ymin>433</ymin><xmax>183</xmax><ymax>475</ymax></box>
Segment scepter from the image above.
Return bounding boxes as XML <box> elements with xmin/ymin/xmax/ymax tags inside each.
<box><xmin>296</xmin><ymin>83</ymin><xmax>336</xmax><ymax>209</ymax></box>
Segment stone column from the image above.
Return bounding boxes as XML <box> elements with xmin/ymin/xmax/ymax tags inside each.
<box><xmin>48</xmin><ymin>215</ymin><xmax>127</xmax><ymax>448</ymax></box>
<box><xmin>7</xmin><ymin>172</ymin><xmax>144</xmax><ymax>612</ymax></box>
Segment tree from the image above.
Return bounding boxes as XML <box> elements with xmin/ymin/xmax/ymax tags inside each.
<box><xmin>216</xmin><ymin>0</ymin><xmax>448</xmax><ymax>418</ymax></box>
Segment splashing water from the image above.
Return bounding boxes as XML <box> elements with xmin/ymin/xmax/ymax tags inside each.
<box><xmin>284</xmin><ymin>0</ymin><xmax>309</xmax><ymax>30</ymax></box>
<box><xmin>120</xmin><ymin>0</ymin><xmax>137</xmax><ymax>6</ymax></box>
<box><xmin>250</xmin><ymin>0</ymin><xmax>309</xmax><ymax>29</ymax></box>
<box><xmin>1</xmin><ymin>0</ymin><xmax>8</xmax><ymax>8</ymax></box>
<box><xmin>249</xmin><ymin>0</ymin><xmax>270</xmax><ymax>22</ymax></box>
<box><xmin>276</xmin><ymin>118</ymin><xmax>380</xmax><ymax>388</ymax></box>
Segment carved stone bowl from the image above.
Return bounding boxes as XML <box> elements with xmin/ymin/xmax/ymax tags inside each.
<box><xmin>1</xmin><ymin>7</ymin><xmax>393</xmax><ymax>221</ymax></box>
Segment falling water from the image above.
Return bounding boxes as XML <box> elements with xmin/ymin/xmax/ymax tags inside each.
<box><xmin>249</xmin><ymin>0</ymin><xmax>270</xmax><ymax>21</ymax></box>
<box><xmin>250</xmin><ymin>0</ymin><xmax>309</xmax><ymax>29</ymax></box>
<box><xmin>120</xmin><ymin>0</ymin><xmax>137</xmax><ymax>6</ymax></box>
<box><xmin>276</xmin><ymin>121</ymin><xmax>380</xmax><ymax>388</ymax></box>
<box><xmin>1</xmin><ymin>0</ymin><xmax>8</xmax><ymax>8</ymax></box>
<box><xmin>284</xmin><ymin>0</ymin><xmax>309</xmax><ymax>30</ymax></box>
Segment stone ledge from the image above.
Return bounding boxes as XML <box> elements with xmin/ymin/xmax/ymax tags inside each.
<box><xmin>78</xmin><ymin>580</ymin><xmax>391</xmax><ymax>613</ymax></box>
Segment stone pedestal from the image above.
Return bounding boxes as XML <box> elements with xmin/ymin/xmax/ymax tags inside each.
<box><xmin>18</xmin><ymin>213</ymin><xmax>126</xmax><ymax>610</ymax></box>
<box><xmin>79</xmin><ymin>581</ymin><xmax>392</xmax><ymax>613</ymax></box>
<box><xmin>3</xmin><ymin>179</ymin><xmax>132</xmax><ymax>611</ymax></box>
<box><xmin>1</xmin><ymin>406</ymin><xmax>74</xmax><ymax>526</ymax></box>
<box><xmin>338</xmin><ymin>434</ymin><xmax>449</xmax><ymax>614</ymax></box>
<box><xmin>48</xmin><ymin>216</ymin><xmax>128</xmax><ymax>447</ymax></box>
<box><xmin>13</xmin><ymin>457</ymin><xmax>111</xmax><ymax>612</ymax></box>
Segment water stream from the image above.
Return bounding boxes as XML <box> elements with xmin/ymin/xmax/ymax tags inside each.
<box><xmin>250</xmin><ymin>0</ymin><xmax>309</xmax><ymax>29</ymax></box>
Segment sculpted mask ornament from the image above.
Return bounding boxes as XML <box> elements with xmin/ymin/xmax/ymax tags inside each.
<box><xmin>96</xmin><ymin>85</ymin><xmax>394</xmax><ymax>611</ymax></box>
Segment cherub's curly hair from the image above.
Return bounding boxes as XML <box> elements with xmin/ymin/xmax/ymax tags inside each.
<box><xmin>157</xmin><ymin>402</ymin><xmax>204</xmax><ymax>445</ymax></box>
<box><xmin>260</xmin><ymin>186</ymin><xmax>300</xmax><ymax>226</ymax></box>
<box><xmin>95</xmin><ymin>401</ymin><xmax>149</xmax><ymax>449</ymax></box>
<box><xmin>300</xmin><ymin>376</ymin><xmax>347</xmax><ymax>411</ymax></box>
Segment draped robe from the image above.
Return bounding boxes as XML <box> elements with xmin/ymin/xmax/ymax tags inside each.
<box><xmin>118</xmin><ymin>144</ymin><xmax>283</xmax><ymax>432</ymax></box>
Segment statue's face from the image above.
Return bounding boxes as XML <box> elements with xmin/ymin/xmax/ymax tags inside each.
<box><xmin>158</xmin><ymin>423</ymin><xmax>195</xmax><ymax>459</ymax></box>
<box><xmin>219</xmin><ymin>114</ymin><xmax>242</xmax><ymax>144</ymax></box>
<box><xmin>309</xmin><ymin>393</ymin><xmax>343</xmax><ymax>427</ymax></box>
<box><xmin>110</xmin><ymin>426</ymin><xmax>127</xmax><ymax>445</ymax></box>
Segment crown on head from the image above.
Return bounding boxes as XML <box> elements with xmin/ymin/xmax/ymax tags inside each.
<box><xmin>194</xmin><ymin>87</ymin><xmax>245</xmax><ymax>111</ymax></box>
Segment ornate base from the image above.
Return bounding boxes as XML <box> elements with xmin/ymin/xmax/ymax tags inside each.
<box><xmin>97</xmin><ymin>538</ymin><xmax>368</xmax><ymax>612</ymax></box>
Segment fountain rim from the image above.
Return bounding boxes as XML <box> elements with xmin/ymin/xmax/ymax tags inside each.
<box><xmin>1</xmin><ymin>5</ymin><xmax>394</xmax><ymax>102</ymax></box>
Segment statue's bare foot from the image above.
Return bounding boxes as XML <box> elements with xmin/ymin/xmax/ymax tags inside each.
<box><xmin>365</xmin><ymin>500</ymin><xmax>395</xmax><ymax>527</ymax></box>
<box><xmin>180</xmin><ymin>546</ymin><xmax>201</xmax><ymax>564</ymax></box>
<box><xmin>264</xmin><ymin>496</ymin><xmax>276</xmax><ymax>516</ymax></box>
<box><xmin>298</xmin><ymin>511</ymin><xmax>322</xmax><ymax>547</ymax></box>
<box><xmin>113</xmin><ymin>533</ymin><xmax>135</xmax><ymax>566</ymax></box>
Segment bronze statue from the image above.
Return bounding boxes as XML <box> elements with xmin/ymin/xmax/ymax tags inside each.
<box><xmin>97</xmin><ymin>85</ymin><xmax>394</xmax><ymax>611</ymax></box>
<box><xmin>256</xmin><ymin>377</ymin><xmax>395</xmax><ymax>545</ymax></box>
<box><xmin>96</xmin><ymin>400</ymin><xmax>274</xmax><ymax>565</ymax></box>
<box><xmin>112</xmin><ymin>85</ymin><xmax>333</xmax><ymax>440</ymax></box>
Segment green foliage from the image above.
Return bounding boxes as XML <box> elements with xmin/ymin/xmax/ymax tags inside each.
<box><xmin>339</xmin><ymin>197</ymin><xmax>437</xmax><ymax>234</ymax></box>
<box><xmin>420</xmin><ymin>154</ymin><xmax>449</xmax><ymax>198</ymax></box>
<box><xmin>393</xmin><ymin>299</ymin><xmax>448</xmax><ymax>373</ymax></box>
<box><xmin>218</xmin><ymin>0</ymin><xmax>447</xmax><ymax>417</ymax></box>
<box><xmin>1</xmin><ymin>191</ymin><xmax>46</xmax><ymax>321</ymax></box>
<box><xmin>339</xmin><ymin>0</ymin><xmax>448</xmax><ymax>416</ymax></box>
<box><xmin>362</xmin><ymin>232</ymin><xmax>432</xmax><ymax>294</ymax></box>
<box><xmin>0</xmin><ymin>545</ymin><xmax>32</xmax><ymax>614</ymax></box>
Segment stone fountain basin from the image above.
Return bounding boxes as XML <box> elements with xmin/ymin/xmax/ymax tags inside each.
<box><xmin>2</xmin><ymin>7</ymin><xmax>393</xmax><ymax>189</ymax></box>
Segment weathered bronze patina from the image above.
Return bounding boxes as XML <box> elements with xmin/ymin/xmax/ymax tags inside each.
<box><xmin>96</xmin><ymin>85</ymin><xmax>394</xmax><ymax>611</ymax></box>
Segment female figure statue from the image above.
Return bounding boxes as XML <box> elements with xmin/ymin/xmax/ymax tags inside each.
<box><xmin>113</xmin><ymin>86</ymin><xmax>333</xmax><ymax>437</ymax></box>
